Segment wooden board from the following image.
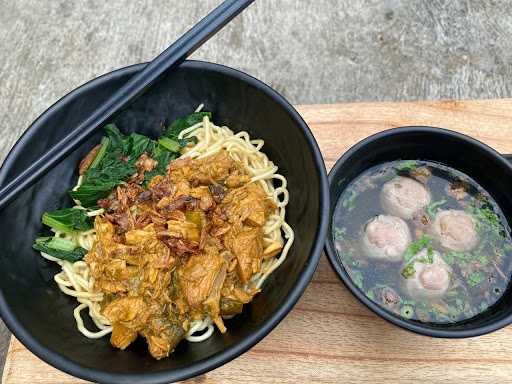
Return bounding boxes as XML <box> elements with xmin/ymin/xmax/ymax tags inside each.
<box><xmin>4</xmin><ymin>99</ymin><xmax>512</xmax><ymax>384</ymax></box>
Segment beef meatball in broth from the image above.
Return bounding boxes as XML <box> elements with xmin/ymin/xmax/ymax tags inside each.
<box><xmin>380</xmin><ymin>176</ymin><xmax>431</xmax><ymax>220</ymax></box>
<box><xmin>361</xmin><ymin>215</ymin><xmax>412</xmax><ymax>262</ymax></box>
<box><xmin>432</xmin><ymin>210</ymin><xmax>479</xmax><ymax>252</ymax></box>
<box><xmin>404</xmin><ymin>250</ymin><xmax>451</xmax><ymax>300</ymax></box>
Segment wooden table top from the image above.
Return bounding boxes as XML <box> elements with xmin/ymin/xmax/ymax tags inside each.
<box><xmin>4</xmin><ymin>99</ymin><xmax>512</xmax><ymax>383</ymax></box>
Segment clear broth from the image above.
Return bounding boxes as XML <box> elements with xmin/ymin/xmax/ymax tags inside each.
<box><xmin>333</xmin><ymin>160</ymin><xmax>512</xmax><ymax>324</ymax></box>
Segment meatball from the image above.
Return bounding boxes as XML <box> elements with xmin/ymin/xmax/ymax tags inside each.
<box><xmin>361</xmin><ymin>215</ymin><xmax>412</xmax><ymax>262</ymax></box>
<box><xmin>404</xmin><ymin>249</ymin><xmax>451</xmax><ymax>300</ymax></box>
<box><xmin>380</xmin><ymin>176</ymin><xmax>431</xmax><ymax>220</ymax></box>
<box><xmin>431</xmin><ymin>209</ymin><xmax>479</xmax><ymax>252</ymax></box>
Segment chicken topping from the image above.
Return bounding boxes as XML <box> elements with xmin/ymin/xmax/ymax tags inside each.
<box><xmin>85</xmin><ymin>150</ymin><xmax>281</xmax><ymax>359</ymax></box>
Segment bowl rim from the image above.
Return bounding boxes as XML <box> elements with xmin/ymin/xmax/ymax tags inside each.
<box><xmin>324</xmin><ymin>125</ymin><xmax>512</xmax><ymax>338</ymax></box>
<box><xmin>0</xmin><ymin>60</ymin><xmax>330</xmax><ymax>383</ymax></box>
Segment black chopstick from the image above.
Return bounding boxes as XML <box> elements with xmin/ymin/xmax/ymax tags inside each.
<box><xmin>0</xmin><ymin>0</ymin><xmax>255</xmax><ymax>211</ymax></box>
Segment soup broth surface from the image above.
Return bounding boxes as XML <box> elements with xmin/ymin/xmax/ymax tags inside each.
<box><xmin>333</xmin><ymin>160</ymin><xmax>512</xmax><ymax>324</ymax></box>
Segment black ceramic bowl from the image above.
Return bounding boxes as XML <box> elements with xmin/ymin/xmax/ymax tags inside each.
<box><xmin>0</xmin><ymin>61</ymin><xmax>329</xmax><ymax>383</ymax></box>
<box><xmin>325</xmin><ymin>126</ymin><xmax>512</xmax><ymax>338</ymax></box>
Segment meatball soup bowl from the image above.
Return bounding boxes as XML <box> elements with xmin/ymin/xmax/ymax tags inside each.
<box><xmin>325</xmin><ymin>126</ymin><xmax>512</xmax><ymax>338</ymax></box>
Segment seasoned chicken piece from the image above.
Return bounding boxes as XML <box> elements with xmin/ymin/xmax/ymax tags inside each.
<box><xmin>220</xmin><ymin>298</ymin><xmax>244</xmax><ymax>317</ymax></box>
<box><xmin>147</xmin><ymin>335</ymin><xmax>172</xmax><ymax>360</ymax></box>
<box><xmin>178</xmin><ymin>245</ymin><xmax>227</xmax><ymax>309</ymax></box>
<box><xmin>189</xmin><ymin>186</ymin><xmax>215</xmax><ymax>211</ymax></box>
<box><xmin>95</xmin><ymin>279</ymin><xmax>128</xmax><ymax>294</ymax></box>
<box><xmin>225</xmin><ymin>172</ymin><xmax>250</xmax><ymax>188</ymax></box>
<box><xmin>220</xmin><ymin>271</ymin><xmax>260</xmax><ymax>312</ymax></box>
<box><xmin>203</xmin><ymin>257</ymin><xmax>228</xmax><ymax>332</ymax></box>
<box><xmin>169</xmin><ymin>150</ymin><xmax>247</xmax><ymax>186</ymax></box>
<box><xmin>140</xmin><ymin>318</ymin><xmax>185</xmax><ymax>359</ymax></box>
<box><xmin>125</xmin><ymin>226</ymin><xmax>175</xmax><ymax>269</ymax></box>
<box><xmin>128</xmin><ymin>231</ymin><xmax>172</xmax><ymax>265</ymax></box>
<box><xmin>104</xmin><ymin>259</ymin><xmax>133</xmax><ymax>280</ymax></box>
<box><xmin>222</xmin><ymin>183</ymin><xmax>275</xmax><ymax>227</ymax></box>
<box><xmin>263</xmin><ymin>241</ymin><xmax>283</xmax><ymax>258</ymax></box>
<box><xmin>104</xmin><ymin>297</ymin><xmax>147</xmax><ymax>351</ymax></box>
<box><xmin>102</xmin><ymin>296</ymin><xmax>146</xmax><ymax>324</ymax></box>
<box><xmin>85</xmin><ymin>218</ymin><xmax>141</xmax><ymax>292</ymax></box>
<box><xmin>224</xmin><ymin>226</ymin><xmax>264</xmax><ymax>283</ymax></box>
<box><xmin>167</xmin><ymin>219</ymin><xmax>200</xmax><ymax>243</ymax></box>
<box><xmin>110</xmin><ymin>323</ymin><xmax>138</xmax><ymax>350</ymax></box>
<box><xmin>136</xmin><ymin>153</ymin><xmax>158</xmax><ymax>173</ymax></box>
<box><xmin>124</xmin><ymin>225</ymin><xmax>158</xmax><ymax>244</ymax></box>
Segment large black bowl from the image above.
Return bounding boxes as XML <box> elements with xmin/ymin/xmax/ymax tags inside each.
<box><xmin>325</xmin><ymin>127</ymin><xmax>512</xmax><ymax>338</ymax></box>
<box><xmin>0</xmin><ymin>61</ymin><xmax>329</xmax><ymax>383</ymax></box>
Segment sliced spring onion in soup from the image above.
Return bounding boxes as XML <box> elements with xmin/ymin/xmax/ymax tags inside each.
<box><xmin>425</xmin><ymin>199</ymin><xmax>447</xmax><ymax>218</ymax></box>
<box><xmin>400</xmin><ymin>305</ymin><xmax>415</xmax><ymax>319</ymax></box>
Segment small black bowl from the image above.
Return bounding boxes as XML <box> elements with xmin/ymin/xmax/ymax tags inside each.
<box><xmin>0</xmin><ymin>61</ymin><xmax>329</xmax><ymax>383</ymax></box>
<box><xmin>325</xmin><ymin>126</ymin><xmax>512</xmax><ymax>338</ymax></box>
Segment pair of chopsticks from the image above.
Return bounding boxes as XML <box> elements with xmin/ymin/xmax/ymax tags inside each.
<box><xmin>0</xmin><ymin>0</ymin><xmax>255</xmax><ymax>211</ymax></box>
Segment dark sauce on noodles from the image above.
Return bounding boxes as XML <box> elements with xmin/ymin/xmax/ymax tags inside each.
<box><xmin>333</xmin><ymin>160</ymin><xmax>512</xmax><ymax>324</ymax></box>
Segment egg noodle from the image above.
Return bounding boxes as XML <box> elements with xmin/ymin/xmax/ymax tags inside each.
<box><xmin>38</xmin><ymin>106</ymin><xmax>294</xmax><ymax>343</ymax></box>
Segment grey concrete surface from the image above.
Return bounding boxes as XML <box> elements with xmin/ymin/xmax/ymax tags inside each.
<box><xmin>1</xmin><ymin>0</ymin><xmax>511</xmax><ymax>379</ymax></box>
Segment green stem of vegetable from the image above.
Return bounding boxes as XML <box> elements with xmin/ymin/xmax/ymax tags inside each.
<box><xmin>89</xmin><ymin>137</ymin><xmax>110</xmax><ymax>170</ymax></box>
<box><xmin>48</xmin><ymin>237</ymin><xmax>78</xmax><ymax>252</ymax></box>
<box><xmin>42</xmin><ymin>214</ymin><xmax>71</xmax><ymax>234</ymax></box>
<box><xmin>158</xmin><ymin>137</ymin><xmax>181</xmax><ymax>153</ymax></box>
<box><xmin>33</xmin><ymin>237</ymin><xmax>87</xmax><ymax>262</ymax></box>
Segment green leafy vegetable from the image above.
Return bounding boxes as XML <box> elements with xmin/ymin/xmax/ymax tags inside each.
<box><xmin>32</xmin><ymin>237</ymin><xmax>88</xmax><ymax>262</ymax></box>
<box><xmin>396</xmin><ymin>160</ymin><xmax>418</xmax><ymax>172</ymax></box>
<box><xmin>468</xmin><ymin>271</ymin><xmax>485</xmax><ymax>287</ymax></box>
<box><xmin>42</xmin><ymin>208</ymin><xmax>93</xmax><ymax>234</ymax></box>
<box><xmin>70</xmin><ymin>124</ymin><xmax>168</xmax><ymax>207</ymax></box>
<box><xmin>158</xmin><ymin>137</ymin><xmax>181</xmax><ymax>152</ymax></box>
<box><xmin>164</xmin><ymin>112</ymin><xmax>211</xmax><ymax>144</ymax></box>
<box><xmin>70</xmin><ymin>125</ymin><xmax>137</xmax><ymax>206</ymax></box>
<box><xmin>425</xmin><ymin>199</ymin><xmax>446</xmax><ymax>218</ymax></box>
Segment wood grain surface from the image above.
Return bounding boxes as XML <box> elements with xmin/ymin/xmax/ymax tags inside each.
<box><xmin>4</xmin><ymin>99</ymin><xmax>512</xmax><ymax>384</ymax></box>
